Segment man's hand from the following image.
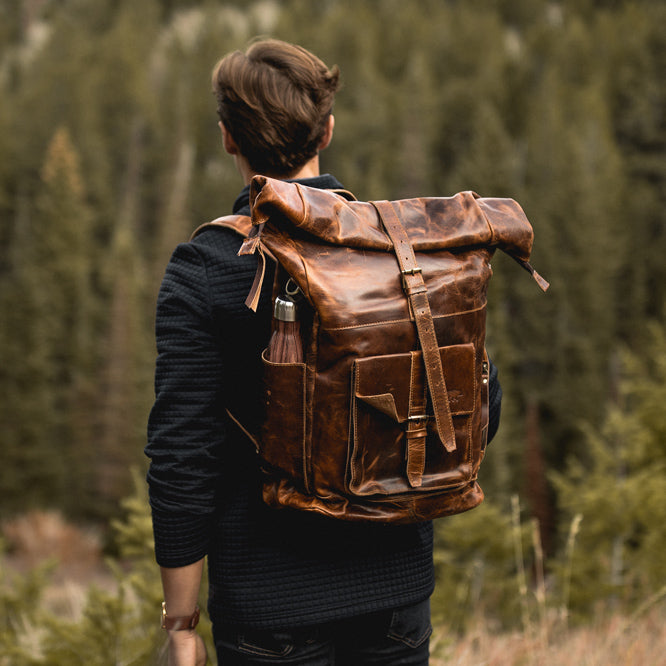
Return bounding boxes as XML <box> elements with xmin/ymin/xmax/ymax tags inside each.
<box><xmin>167</xmin><ymin>630</ymin><xmax>208</xmax><ymax>666</ymax></box>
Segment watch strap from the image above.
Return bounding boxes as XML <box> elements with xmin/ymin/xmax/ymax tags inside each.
<box><xmin>161</xmin><ymin>602</ymin><xmax>200</xmax><ymax>631</ymax></box>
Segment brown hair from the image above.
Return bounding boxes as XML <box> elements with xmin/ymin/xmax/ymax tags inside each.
<box><xmin>212</xmin><ymin>39</ymin><xmax>340</xmax><ymax>176</ymax></box>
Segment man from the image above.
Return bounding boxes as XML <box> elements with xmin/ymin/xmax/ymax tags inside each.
<box><xmin>146</xmin><ymin>38</ymin><xmax>502</xmax><ymax>666</ymax></box>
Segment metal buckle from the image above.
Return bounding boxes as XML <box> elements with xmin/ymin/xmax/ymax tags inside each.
<box><xmin>401</xmin><ymin>266</ymin><xmax>423</xmax><ymax>291</ymax></box>
<box><xmin>407</xmin><ymin>414</ymin><xmax>429</xmax><ymax>429</ymax></box>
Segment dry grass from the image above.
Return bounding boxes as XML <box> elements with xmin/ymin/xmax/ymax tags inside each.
<box><xmin>1</xmin><ymin>510</ymin><xmax>114</xmax><ymax>620</ymax></box>
<box><xmin>2</xmin><ymin>510</ymin><xmax>102</xmax><ymax>577</ymax></box>
<box><xmin>430</xmin><ymin>607</ymin><xmax>666</xmax><ymax>665</ymax></box>
<box><xmin>2</xmin><ymin>511</ymin><xmax>665</xmax><ymax>664</ymax></box>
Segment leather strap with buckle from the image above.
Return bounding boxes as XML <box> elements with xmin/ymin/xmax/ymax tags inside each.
<box><xmin>372</xmin><ymin>200</ymin><xmax>457</xmax><ymax>455</ymax></box>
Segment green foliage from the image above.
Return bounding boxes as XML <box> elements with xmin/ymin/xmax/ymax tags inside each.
<box><xmin>0</xmin><ymin>559</ymin><xmax>54</xmax><ymax>665</ymax></box>
<box><xmin>38</xmin><ymin>583</ymin><xmax>162</xmax><ymax>666</ymax></box>
<box><xmin>37</xmin><ymin>474</ymin><xmax>166</xmax><ymax>665</ymax></box>
<box><xmin>0</xmin><ymin>126</ymin><xmax>99</xmax><ymax>514</ymax></box>
<box><xmin>433</xmin><ymin>499</ymin><xmax>525</xmax><ymax>631</ymax></box>
<box><xmin>0</xmin><ymin>471</ymin><xmax>213</xmax><ymax>665</ymax></box>
<box><xmin>551</xmin><ymin>323</ymin><xmax>666</xmax><ymax>617</ymax></box>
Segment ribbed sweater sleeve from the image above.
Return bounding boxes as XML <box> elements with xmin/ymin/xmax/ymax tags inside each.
<box><xmin>146</xmin><ymin>241</ymin><xmax>226</xmax><ymax>567</ymax></box>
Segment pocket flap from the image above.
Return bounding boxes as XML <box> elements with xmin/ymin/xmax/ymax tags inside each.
<box><xmin>354</xmin><ymin>343</ymin><xmax>475</xmax><ymax>422</ymax></box>
<box><xmin>358</xmin><ymin>393</ymin><xmax>400</xmax><ymax>421</ymax></box>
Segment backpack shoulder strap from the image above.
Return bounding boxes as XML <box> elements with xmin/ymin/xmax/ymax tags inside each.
<box><xmin>189</xmin><ymin>214</ymin><xmax>252</xmax><ymax>241</ymax></box>
<box><xmin>330</xmin><ymin>188</ymin><xmax>357</xmax><ymax>201</ymax></box>
<box><xmin>188</xmin><ymin>214</ymin><xmax>260</xmax><ymax>452</ymax></box>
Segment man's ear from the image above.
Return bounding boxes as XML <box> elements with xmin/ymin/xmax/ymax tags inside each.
<box><xmin>219</xmin><ymin>121</ymin><xmax>239</xmax><ymax>155</ymax></box>
<box><xmin>318</xmin><ymin>115</ymin><xmax>335</xmax><ymax>151</ymax></box>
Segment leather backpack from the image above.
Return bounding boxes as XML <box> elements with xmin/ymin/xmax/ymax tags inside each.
<box><xmin>194</xmin><ymin>175</ymin><xmax>548</xmax><ymax>524</ymax></box>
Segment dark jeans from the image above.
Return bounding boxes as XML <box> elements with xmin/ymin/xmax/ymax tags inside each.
<box><xmin>213</xmin><ymin>598</ymin><xmax>432</xmax><ymax>665</ymax></box>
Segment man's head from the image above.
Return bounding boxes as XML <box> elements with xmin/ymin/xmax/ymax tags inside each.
<box><xmin>212</xmin><ymin>39</ymin><xmax>340</xmax><ymax>178</ymax></box>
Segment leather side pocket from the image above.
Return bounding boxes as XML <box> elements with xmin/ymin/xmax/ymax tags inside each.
<box><xmin>260</xmin><ymin>350</ymin><xmax>307</xmax><ymax>484</ymax></box>
<box><xmin>348</xmin><ymin>343</ymin><xmax>476</xmax><ymax>496</ymax></box>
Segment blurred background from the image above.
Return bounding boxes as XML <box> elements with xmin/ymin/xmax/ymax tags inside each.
<box><xmin>1</xmin><ymin>0</ymin><xmax>664</xmax><ymax>663</ymax></box>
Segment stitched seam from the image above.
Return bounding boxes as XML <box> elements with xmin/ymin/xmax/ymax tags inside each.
<box><xmin>465</xmin><ymin>349</ymin><xmax>478</xmax><ymax>475</ymax></box>
<box><xmin>300</xmin><ymin>362</ymin><xmax>309</xmax><ymax>492</ymax></box>
<box><xmin>349</xmin><ymin>363</ymin><xmax>360</xmax><ymax>491</ymax></box>
<box><xmin>237</xmin><ymin>635</ymin><xmax>293</xmax><ymax>658</ymax></box>
<box><xmin>387</xmin><ymin>624</ymin><xmax>433</xmax><ymax>649</ymax></box>
<box><xmin>324</xmin><ymin>302</ymin><xmax>487</xmax><ymax>332</ymax></box>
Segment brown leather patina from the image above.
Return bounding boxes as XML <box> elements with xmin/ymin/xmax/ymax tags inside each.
<box><xmin>197</xmin><ymin>176</ymin><xmax>548</xmax><ymax>523</ymax></box>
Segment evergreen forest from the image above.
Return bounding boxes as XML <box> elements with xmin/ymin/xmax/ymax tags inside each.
<box><xmin>1</xmin><ymin>0</ymin><xmax>665</xmax><ymax>662</ymax></box>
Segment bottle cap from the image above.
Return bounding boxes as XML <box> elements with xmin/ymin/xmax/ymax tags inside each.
<box><xmin>274</xmin><ymin>296</ymin><xmax>298</xmax><ymax>322</ymax></box>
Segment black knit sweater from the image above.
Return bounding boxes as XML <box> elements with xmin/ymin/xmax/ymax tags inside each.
<box><xmin>146</xmin><ymin>174</ymin><xmax>502</xmax><ymax>629</ymax></box>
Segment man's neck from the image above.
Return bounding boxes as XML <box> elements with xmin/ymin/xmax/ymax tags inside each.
<box><xmin>236</xmin><ymin>154</ymin><xmax>321</xmax><ymax>186</ymax></box>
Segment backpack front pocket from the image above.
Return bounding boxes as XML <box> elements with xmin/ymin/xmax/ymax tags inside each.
<box><xmin>348</xmin><ymin>343</ymin><xmax>476</xmax><ymax>496</ymax></box>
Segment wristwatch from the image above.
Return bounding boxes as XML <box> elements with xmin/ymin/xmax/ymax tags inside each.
<box><xmin>161</xmin><ymin>602</ymin><xmax>200</xmax><ymax>631</ymax></box>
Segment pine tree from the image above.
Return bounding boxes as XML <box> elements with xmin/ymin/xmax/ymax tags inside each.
<box><xmin>599</xmin><ymin>1</ymin><xmax>666</xmax><ymax>331</ymax></box>
<box><xmin>36</xmin><ymin>127</ymin><xmax>98</xmax><ymax>513</ymax></box>
<box><xmin>551</xmin><ymin>323</ymin><xmax>666</xmax><ymax>616</ymax></box>
<box><xmin>486</xmin><ymin>8</ymin><xmax>629</xmax><ymax>528</ymax></box>
<box><xmin>0</xmin><ymin>127</ymin><xmax>96</xmax><ymax>514</ymax></box>
<box><xmin>96</xmin><ymin>118</ymin><xmax>154</xmax><ymax>517</ymax></box>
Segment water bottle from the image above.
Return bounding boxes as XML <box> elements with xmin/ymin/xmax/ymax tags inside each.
<box><xmin>267</xmin><ymin>292</ymin><xmax>303</xmax><ymax>363</ymax></box>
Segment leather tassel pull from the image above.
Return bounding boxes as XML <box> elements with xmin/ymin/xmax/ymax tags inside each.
<box><xmin>238</xmin><ymin>235</ymin><xmax>261</xmax><ymax>256</ymax></box>
<box><xmin>513</xmin><ymin>257</ymin><xmax>550</xmax><ymax>292</ymax></box>
<box><xmin>238</xmin><ymin>226</ymin><xmax>266</xmax><ymax>312</ymax></box>
<box><xmin>238</xmin><ymin>224</ymin><xmax>278</xmax><ymax>312</ymax></box>
<box><xmin>530</xmin><ymin>266</ymin><xmax>550</xmax><ymax>292</ymax></box>
<box><xmin>242</xmin><ymin>246</ymin><xmax>267</xmax><ymax>312</ymax></box>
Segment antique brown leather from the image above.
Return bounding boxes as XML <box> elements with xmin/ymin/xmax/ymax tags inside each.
<box><xmin>191</xmin><ymin>214</ymin><xmax>253</xmax><ymax>239</ymax></box>
<box><xmin>200</xmin><ymin>176</ymin><xmax>548</xmax><ymax>523</ymax></box>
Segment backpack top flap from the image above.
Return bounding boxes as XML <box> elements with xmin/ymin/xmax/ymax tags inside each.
<box><xmin>239</xmin><ymin>176</ymin><xmax>548</xmax><ymax>311</ymax></box>
<box><xmin>247</xmin><ymin>175</ymin><xmax>543</xmax><ymax>266</ymax></box>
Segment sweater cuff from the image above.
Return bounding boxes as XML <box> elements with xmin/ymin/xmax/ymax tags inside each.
<box><xmin>151</xmin><ymin>507</ymin><xmax>213</xmax><ymax>567</ymax></box>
